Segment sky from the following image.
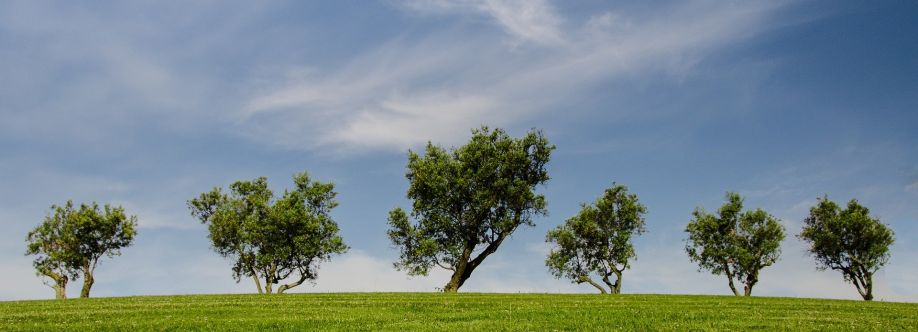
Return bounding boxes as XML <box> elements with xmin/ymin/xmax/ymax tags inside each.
<box><xmin>1</xmin><ymin>0</ymin><xmax>916</xmax><ymax>302</ymax></box>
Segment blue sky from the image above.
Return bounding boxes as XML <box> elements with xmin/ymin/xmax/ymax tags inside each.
<box><xmin>1</xmin><ymin>0</ymin><xmax>916</xmax><ymax>301</ymax></box>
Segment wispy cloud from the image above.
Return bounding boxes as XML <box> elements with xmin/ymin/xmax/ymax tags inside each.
<box><xmin>242</xmin><ymin>1</ymin><xmax>787</xmax><ymax>152</ymax></box>
<box><xmin>399</xmin><ymin>0</ymin><xmax>565</xmax><ymax>46</ymax></box>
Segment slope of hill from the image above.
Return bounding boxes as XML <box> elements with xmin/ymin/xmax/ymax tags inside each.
<box><xmin>1</xmin><ymin>293</ymin><xmax>915</xmax><ymax>330</ymax></box>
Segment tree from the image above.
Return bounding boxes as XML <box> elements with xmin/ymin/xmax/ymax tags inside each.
<box><xmin>25</xmin><ymin>203</ymin><xmax>79</xmax><ymax>299</ymax></box>
<box><xmin>799</xmin><ymin>196</ymin><xmax>894</xmax><ymax>301</ymax></box>
<box><xmin>388</xmin><ymin>127</ymin><xmax>554</xmax><ymax>292</ymax></box>
<box><xmin>685</xmin><ymin>192</ymin><xmax>784</xmax><ymax>296</ymax></box>
<box><xmin>25</xmin><ymin>201</ymin><xmax>138</xmax><ymax>299</ymax></box>
<box><xmin>188</xmin><ymin>171</ymin><xmax>348</xmax><ymax>294</ymax></box>
<box><xmin>545</xmin><ymin>183</ymin><xmax>647</xmax><ymax>294</ymax></box>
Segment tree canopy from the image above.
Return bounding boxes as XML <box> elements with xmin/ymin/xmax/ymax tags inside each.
<box><xmin>799</xmin><ymin>196</ymin><xmax>894</xmax><ymax>301</ymax></box>
<box><xmin>388</xmin><ymin>127</ymin><xmax>554</xmax><ymax>292</ymax></box>
<box><xmin>685</xmin><ymin>192</ymin><xmax>784</xmax><ymax>296</ymax></box>
<box><xmin>188</xmin><ymin>171</ymin><xmax>348</xmax><ymax>294</ymax></box>
<box><xmin>545</xmin><ymin>183</ymin><xmax>647</xmax><ymax>294</ymax></box>
<box><xmin>25</xmin><ymin>201</ymin><xmax>137</xmax><ymax>299</ymax></box>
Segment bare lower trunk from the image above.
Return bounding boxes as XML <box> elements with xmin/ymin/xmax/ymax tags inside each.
<box><xmin>54</xmin><ymin>283</ymin><xmax>67</xmax><ymax>299</ymax></box>
<box><xmin>251</xmin><ymin>268</ymin><xmax>264</xmax><ymax>294</ymax></box>
<box><xmin>43</xmin><ymin>269</ymin><xmax>68</xmax><ymax>299</ymax></box>
<box><xmin>80</xmin><ymin>269</ymin><xmax>94</xmax><ymax>298</ymax></box>
<box><xmin>724</xmin><ymin>263</ymin><xmax>740</xmax><ymax>296</ymax></box>
<box><xmin>444</xmin><ymin>263</ymin><xmax>472</xmax><ymax>292</ymax></box>
<box><xmin>743</xmin><ymin>273</ymin><xmax>758</xmax><ymax>296</ymax></box>
<box><xmin>264</xmin><ymin>278</ymin><xmax>274</xmax><ymax>294</ymax></box>
<box><xmin>578</xmin><ymin>275</ymin><xmax>607</xmax><ymax>294</ymax></box>
<box><xmin>444</xmin><ymin>233</ymin><xmax>508</xmax><ymax>292</ymax></box>
<box><xmin>851</xmin><ymin>271</ymin><xmax>873</xmax><ymax>301</ymax></box>
<box><xmin>601</xmin><ymin>270</ymin><xmax>623</xmax><ymax>295</ymax></box>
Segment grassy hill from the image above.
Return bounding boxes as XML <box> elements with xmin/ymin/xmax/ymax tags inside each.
<box><xmin>1</xmin><ymin>293</ymin><xmax>916</xmax><ymax>331</ymax></box>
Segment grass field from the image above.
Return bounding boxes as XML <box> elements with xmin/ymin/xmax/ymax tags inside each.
<box><xmin>1</xmin><ymin>293</ymin><xmax>916</xmax><ymax>331</ymax></box>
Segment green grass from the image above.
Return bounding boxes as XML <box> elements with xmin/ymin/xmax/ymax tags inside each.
<box><xmin>1</xmin><ymin>293</ymin><xmax>915</xmax><ymax>331</ymax></box>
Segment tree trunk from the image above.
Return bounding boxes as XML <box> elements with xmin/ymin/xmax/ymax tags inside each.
<box><xmin>743</xmin><ymin>273</ymin><xmax>758</xmax><ymax>296</ymax></box>
<box><xmin>54</xmin><ymin>282</ymin><xmax>67</xmax><ymax>300</ymax></box>
<box><xmin>848</xmin><ymin>270</ymin><xmax>869</xmax><ymax>301</ymax></box>
<box><xmin>444</xmin><ymin>261</ymin><xmax>472</xmax><ymax>292</ymax></box>
<box><xmin>601</xmin><ymin>271</ymin><xmax>622</xmax><ymax>295</ymax></box>
<box><xmin>861</xmin><ymin>272</ymin><xmax>874</xmax><ymax>301</ymax></box>
<box><xmin>249</xmin><ymin>265</ymin><xmax>264</xmax><ymax>294</ymax></box>
<box><xmin>264</xmin><ymin>277</ymin><xmax>274</xmax><ymax>294</ymax></box>
<box><xmin>43</xmin><ymin>269</ymin><xmax>68</xmax><ymax>299</ymax></box>
<box><xmin>80</xmin><ymin>265</ymin><xmax>94</xmax><ymax>298</ymax></box>
<box><xmin>443</xmin><ymin>235</ymin><xmax>501</xmax><ymax>292</ymax></box>
<box><xmin>577</xmin><ymin>275</ymin><xmax>607</xmax><ymax>294</ymax></box>
<box><xmin>724</xmin><ymin>263</ymin><xmax>740</xmax><ymax>296</ymax></box>
<box><xmin>251</xmin><ymin>274</ymin><xmax>264</xmax><ymax>294</ymax></box>
<box><xmin>263</xmin><ymin>264</ymin><xmax>281</xmax><ymax>294</ymax></box>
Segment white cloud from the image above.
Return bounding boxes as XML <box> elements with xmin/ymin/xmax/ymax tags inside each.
<box><xmin>309</xmin><ymin>250</ymin><xmax>450</xmax><ymax>292</ymax></box>
<box><xmin>399</xmin><ymin>0</ymin><xmax>564</xmax><ymax>45</ymax></box>
<box><xmin>241</xmin><ymin>1</ymin><xmax>787</xmax><ymax>152</ymax></box>
<box><xmin>324</xmin><ymin>94</ymin><xmax>498</xmax><ymax>151</ymax></box>
<box><xmin>476</xmin><ymin>0</ymin><xmax>565</xmax><ymax>46</ymax></box>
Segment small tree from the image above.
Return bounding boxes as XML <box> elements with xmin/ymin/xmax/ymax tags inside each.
<box><xmin>685</xmin><ymin>192</ymin><xmax>784</xmax><ymax>296</ymax></box>
<box><xmin>26</xmin><ymin>201</ymin><xmax>138</xmax><ymax>299</ymax></box>
<box><xmin>188</xmin><ymin>171</ymin><xmax>348</xmax><ymax>294</ymax></box>
<box><xmin>25</xmin><ymin>203</ymin><xmax>79</xmax><ymax>299</ymax></box>
<box><xmin>388</xmin><ymin>127</ymin><xmax>554</xmax><ymax>292</ymax></box>
<box><xmin>799</xmin><ymin>196</ymin><xmax>894</xmax><ymax>301</ymax></box>
<box><xmin>545</xmin><ymin>183</ymin><xmax>647</xmax><ymax>294</ymax></box>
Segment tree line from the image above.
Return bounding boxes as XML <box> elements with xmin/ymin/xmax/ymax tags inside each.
<box><xmin>26</xmin><ymin>127</ymin><xmax>895</xmax><ymax>301</ymax></box>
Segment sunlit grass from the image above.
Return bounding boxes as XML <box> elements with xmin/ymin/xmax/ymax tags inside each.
<box><xmin>1</xmin><ymin>293</ymin><xmax>915</xmax><ymax>331</ymax></box>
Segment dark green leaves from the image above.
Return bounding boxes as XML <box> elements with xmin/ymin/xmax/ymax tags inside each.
<box><xmin>25</xmin><ymin>201</ymin><xmax>138</xmax><ymax>297</ymax></box>
<box><xmin>188</xmin><ymin>171</ymin><xmax>348</xmax><ymax>293</ymax></box>
<box><xmin>799</xmin><ymin>196</ymin><xmax>894</xmax><ymax>300</ymax></box>
<box><xmin>685</xmin><ymin>192</ymin><xmax>785</xmax><ymax>295</ymax></box>
<box><xmin>800</xmin><ymin>197</ymin><xmax>894</xmax><ymax>273</ymax></box>
<box><xmin>546</xmin><ymin>184</ymin><xmax>647</xmax><ymax>293</ymax></box>
<box><xmin>388</xmin><ymin>127</ymin><xmax>554</xmax><ymax>290</ymax></box>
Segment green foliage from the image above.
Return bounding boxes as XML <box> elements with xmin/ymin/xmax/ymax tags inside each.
<box><xmin>388</xmin><ymin>126</ymin><xmax>554</xmax><ymax>292</ymax></box>
<box><xmin>25</xmin><ymin>201</ymin><xmax>138</xmax><ymax>299</ymax></box>
<box><xmin>545</xmin><ymin>183</ymin><xmax>647</xmax><ymax>294</ymax></box>
<box><xmin>685</xmin><ymin>192</ymin><xmax>785</xmax><ymax>296</ymax></box>
<box><xmin>188</xmin><ymin>171</ymin><xmax>348</xmax><ymax>294</ymax></box>
<box><xmin>2</xmin><ymin>293</ymin><xmax>916</xmax><ymax>330</ymax></box>
<box><xmin>799</xmin><ymin>196</ymin><xmax>895</xmax><ymax>301</ymax></box>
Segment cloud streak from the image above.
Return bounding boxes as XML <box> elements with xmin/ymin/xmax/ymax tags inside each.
<box><xmin>241</xmin><ymin>1</ymin><xmax>787</xmax><ymax>152</ymax></box>
<box><xmin>400</xmin><ymin>0</ymin><xmax>565</xmax><ymax>45</ymax></box>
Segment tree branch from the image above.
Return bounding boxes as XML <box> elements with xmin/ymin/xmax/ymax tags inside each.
<box><xmin>723</xmin><ymin>261</ymin><xmax>740</xmax><ymax>296</ymax></box>
<box><xmin>468</xmin><ymin>232</ymin><xmax>508</xmax><ymax>271</ymax></box>
<box><xmin>577</xmin><ymin>275</ymin><xmax>607</xmax><ymax>294</ymax></box>
<box><xmin>277</xmin><ymin>272</ymin><xmax>309</xmax><ymax>294</ymax></box>
<box><xmin>435</xmin><ymin>260</ymin><xmax>455</xmax><ymax>271</ymax></box>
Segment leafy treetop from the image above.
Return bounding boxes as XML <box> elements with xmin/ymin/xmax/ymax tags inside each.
<box><xmin>388</xmin><ymin>126</ymin><xmax>554</xmax><ymax>292</ymax></box>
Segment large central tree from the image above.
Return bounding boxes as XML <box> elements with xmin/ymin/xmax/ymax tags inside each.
<box><xmin>188</xmin><ymin>171</ymin><xmax>348</xmax><ymax>294</ymax></box>
<box><xmin>388</xmin><ymin>127</ymin><xmax>554</xmax><ymax>292</ymax></box>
